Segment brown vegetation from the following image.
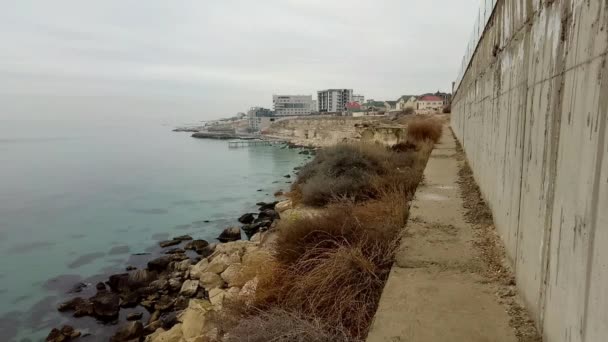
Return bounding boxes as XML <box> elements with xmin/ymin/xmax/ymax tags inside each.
<box><xmin>219</xmin><ymin>127</ymin><xmax>441</xmax><ymax>341</ymax></box>
<box><xmin>406</xmin><ymin>117</ymin><xmax>443</xmax><ymax>143</ymax></box>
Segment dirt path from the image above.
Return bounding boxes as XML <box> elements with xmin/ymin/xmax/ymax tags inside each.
<box><xmin>366</xmin><ymin>127</ymin><xmax>540</xmax><ymax>342</ymax></box>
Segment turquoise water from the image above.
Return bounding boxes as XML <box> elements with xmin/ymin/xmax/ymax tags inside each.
<box><xmin>0</xmin><ymin>119</ymin><xmax>306</xmax><ymax>340</ymax></box>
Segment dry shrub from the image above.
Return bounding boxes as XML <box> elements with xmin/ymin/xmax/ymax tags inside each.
<box><xmin>407</xmin><ymin>118</ymin><xmax>443</xmax><ymax>143</ymax></box>
<box><xmin>224</xmin><ymin>309</ymin><xmax>353</xmax><ymax>342</ymax></box>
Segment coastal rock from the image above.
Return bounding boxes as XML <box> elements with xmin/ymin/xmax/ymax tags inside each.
<box><xmin>275</xmin><ymin>200</ymin><xmax>292</xmax><ymax>213</ymax></box>
<box><xmin>258</xmin><ymin>201</ymin><xmax>279</xmax><ymax>211</ymax></box>
<box><xmin>164</xmin><ymin>248</ymin><xmax>185</xmax><ymax>255</ymax></box>
<box><xmin>96</xmin><ymin>282</ymin><xmax>107</xmax><ymax>291</ymax></box>
<box><xmin>205</xmin><ymin>254</ymin><xmax>230</xmax><ymax>274</ymax></box>
<box><xmin>257</xmin><ymin>209</ymin><xmax>279</xmax><ymax>221</ymax></box>
<box><xmin>284</xmin><ymin>174</ymin><xmax>291</xmax><ymax>178</ymax></box>
<box><xmin>172</xmin><ymin>259</ymin><xmax>191</xmax><ymax>272</ymax></box>
<box><xmin>160</xmin><ymin>312</ymin><xmax>180</xmax><ymax>330</ymax></box>
<box><xmin>126</xmin><ymin>265</ymin><xmax>137</xmax><ymax>271</ymax></box>
<box><xmin>147</xmin><ymin>323</ymin><xmax>183</xmax><ymax>342</ymax></box>
<box><xmin>220</xmin><ymin>263</ymin><xmax>243</xmax><ymax>288</ymax></box>
<box><xmin>159</xmin><ymin>240</ymin><xmax>181</xmax><ymax>248</ymax></box>
<box><xmin>57</xmin><ymin>297</ymin><xmax>94</xmax><ymax>317</ymax></box>
<box><xmin>127</xmin><ymin>312</ymin><xmax>143</xmax><ymax>321</ymax></box>
<box><xmin>172</xmin><ymin>235</ymin><xmax>193</xmax><ymax>241</ymax></box>
<box><xmin>179</xmin><ymin>280</ymin><xmax>199</xmax><ymax>297</ymax></box>
<box><xmin>199</xmin><ymin>272</ymin><xmax>224</xmax><ymax>291</ymax></box>
<box><xmin>128</xmin><ymin>269</ymin><xmax>156</xmax><ymax>288</ymax></box>
<box><xmin>184</xmin><ymin>239</ymin><xmax>209</xmax><ymax>252</ymax></box>
<box><xmin>46</xmin><ymin>325</ymin><xmax>81</xmax><ymax>342</ymax></box>
<box><xmin>168</xmin><ymin>278</ymin><xmax>183</xmax><ymax>292</ymax></box>
<box><xmin>110</xmin><ymin>321</ymin><xmax>143</xmax><ymax>342</ymax></box>
<box><xmin>148</xmin><ymin>256</ymin><xmax>172</xmax><ymax>272</ymax></box>
<box><xmin>154</xmin><ymin>295</ymin><xmax>175</xmax><ymax>312</ymax></box>
<box><xmin>189</xmin><ymin>258</ymin><xmax>209</xmax><ymax>279</ymax></box>
<box><xmin>119</xmin><ymin>290</ymin><xmax>139</xmax><ymax>308</ymax></box>
<box><xmin>90</xmin><ymin>290</ymin><xmax>120</xmax><ymax>320</ymax></box>
<box><xmin>180</xmin><ymin>300</ymin><xmax>213</xmax><ymax>339</ymax></box>
<box><xmin>250</xmin><ymin>232</ymin><xmax>262</xmax><ymax>243</ymax></box>
<box><xmin>208</xmin><ymin>288</ymin><xmax>226</xmax><ymax>307</ymax></box>
<box><xmin>67</xmin><ymin>282</ymin><xmax>87</xmax><ymax>294</ymax></box>
<box><xmin>237</xmin><ymin>213</ymin><xmax>255</xmax><ymax>224</ymax></box>
<box><xmin>218</xmin><ymin>227</ymin><xmax>241</xmax><ymax>243</ymax></box>
<box><xmin>108</xmin><ymin>273</ymin><xmax>130</xmax><ymax>292</ymax></box>
<box><xmin>239</xmin><ymin>277</ymin><xmax>259</xmax><ymax>304</ymax></box>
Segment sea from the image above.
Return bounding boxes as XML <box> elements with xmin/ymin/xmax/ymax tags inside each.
<box><xmin>0</xmin><ymin>119</ymin><xmax>307</xmax><ymax>341</ymax></box>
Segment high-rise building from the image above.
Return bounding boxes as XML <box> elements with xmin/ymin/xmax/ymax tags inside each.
<box><xmin>317</xmin><ymin>89</ymin><xmax>353</xmax><ymax>113</ymax></box>
<box><xmin>352</xmin><ymin>94</ymin><xmax>365</xmax><ymax>104</ymax></box>
<box><xmin>272</xmin><ymin>95</ymin><xmax>315</xmax><ymax>116</ymax></box>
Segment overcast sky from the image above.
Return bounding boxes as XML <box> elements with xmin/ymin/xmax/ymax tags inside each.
<box><xmin>0</xmin><ymin>0</ymin><xmax>479</xmax><ymax>123</ymax></box>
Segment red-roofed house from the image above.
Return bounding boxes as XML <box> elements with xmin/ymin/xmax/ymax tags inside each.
<box><xmin>346</xmin><ymin>101</ymin><xmax>362</xmax><ymax>110</ymax></box>
<box><xmin>416</xmin><ymin>95</ymin><xmax>444</xmax><ymax>112</ymax></box>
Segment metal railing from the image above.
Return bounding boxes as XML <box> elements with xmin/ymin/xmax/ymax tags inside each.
<box><xmin>454</xmin><ymin>0</ymin><xmax>499</xmax><ymax>93</ymax></box>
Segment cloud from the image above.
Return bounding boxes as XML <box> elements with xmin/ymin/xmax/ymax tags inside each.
<box><xmin>0</xmin><ymin>0</ymin><xmax>480</xmax><ymax>121</ymax></box>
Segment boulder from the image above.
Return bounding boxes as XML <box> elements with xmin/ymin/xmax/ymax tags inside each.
<box><xmin>147</xmin><ymin>256</ymin><xmax>172</xmax><ymax>272</ymax></box>
<box><xmin>168</xmin><ymin>278</ymin><xmax>183</xmax><ymax>292</ymax></box>
<box><xmin>239</xmin><ymin>277</ymin><xmax>259</xmax><ymax>304</ymax></box>
<box><xmin>257</xmin><ymin>209</ymin><xmax>279</xmax><ymax>222</ymax></box>
<box><xmin>127</xmin><ymin>312</ymin><xmax>143</xmax><ymax>321</ymax></box>
<box><xmin>198</xmin><ymin>272</ymin><xmax>224</xmax><ymax>291</ymax></box>
<box><xmin>160</xmin><ymin>311</ymin><xmax>180</xmax><ymax>330</ymax></box>
<box><xmin>67</xmin><ymin>282</ymin><xmax>87</xmax><ymax>294</ymax></box>
<box><xmin>164</xmin><ymin>248</ymin><xmax>185</xmax><ymax>255</ymax></box>
<box><xmin>110</xmin><ymin>321</ymin><xmax>143</xmax><ymax>342</ymax></box>
<box><xmin>180</xmin><ymin>300</ymin><xmax>213</xmax><ymax>339</ymax></box>
<box><xmin>96</xmin><ymin>282</ymin><xmax>107</xmax><ymax>291</ymax></box>
<box><xmin>90</xmin><ymin>291</ymin><xmax>120</xmax><ymax>320</ymax></box>
<box><xmin>155</xmin><ymin>295</ymin><xmax>175</xmax><ymax>312</ymax></box>
<box><xmin>217</xmin><ymin>227</ymin><xmax>241</xmax><ymax>243</ymax></box>
<box><xmin>237</xmin><ymin>213</ymin><xmax>256</xmax><ymax>224</ymax></box>
<box><xmin>159</xmin><ymin>240</ymin><xmax>181</xmax><ymax>248</ymax></box>
<box><xmin>146</xmin><ymin>323</ymin><xmax>183</xmax><ymax>342</ymax></box>
<box><xmin>172</xmin><ymin>235</ymin><xmax>193</xmax><ymax>241</ymax></box>
<box><xmin>205</xmin><ymin>254</ymin><xmax>230</xmax><ymax>274</ymax></box>
<box><xmin>179</xmin><ymin>280</ymin><xmax>199</xmax><ymax>297</ymax></box>
<box><xmin>57</xmin><ymin>297</ymin><xmax>94</xmax><ymax>317</ymax></box>
<box><xmin>172</xmin><ymin>259</ymin><xmax>191</xmax><ymax>272</ymax></box>
<box><xmin>189</xmin><ymin>259</ymin><xmax>209</xmax><ymax>279</ymax></box>
<box><xmin>275</xmin><ymin>200</ymin><xmax>292</xmax><ymax>213</ymax></box>
<box><xmin>46</xmin><ymin>325</ymin><xmax>81</xmax><ymax>342</ymax></box>
<box><xmin>258</xmin><ymin>201</ymin><xmax>279</xmax><ymax>211</ymax></box>
<box><xmin>108</xmin><ymin>273</ymin><xmax>130</xmax><ymax>292</ymax></box>
<box><xmin>184</xmin><ymin>239</ymin><xmax>210</xmax><ymax>252</ymax></box>
<box><xmin>208</xmin><ymin>288</ymin><xmax>226</xmax><ymax>307</ymax></box>
<box><xmin>128</xmin><ymin>269</ymin><xmax>157</xmax><ymax>288</ymax></box>
<box><xmin>220</xmin><ymin>263</ymin><xmax>243</xmax><ymax>287</ymax></box>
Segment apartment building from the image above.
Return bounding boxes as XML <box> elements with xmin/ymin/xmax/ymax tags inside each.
<box><xmin>317</xmin><ymin>89</ymin><xmax>353</xmax><ymax>113</ymax></box>
<box><xmin>272</xmin><ymin>95</ymin><xmax>315</xmax><ymax>116</ymax></box>
<box><xmin>247</xmin><ymin>107</ymin><xmax>275</xmax><ymax>132</ymax></box>
<box><xmin>352</xmin><ymin>94</ymin><xmax>365</xmax><ymax>104</ymax></box>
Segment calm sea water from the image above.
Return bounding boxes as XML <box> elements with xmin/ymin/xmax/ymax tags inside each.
<box><xmin>0</xmin><ymin>119</ymin><xmax>306</xmax><ymax>341</ymax></box>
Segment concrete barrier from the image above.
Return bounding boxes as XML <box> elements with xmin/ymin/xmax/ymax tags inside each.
<box><xmin>451</xmin><ymin>0</ymin><xmax>607</xmax><ymax>341</ymax></box>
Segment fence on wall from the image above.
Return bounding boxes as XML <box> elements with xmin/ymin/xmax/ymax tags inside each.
<box><xmin>454</xmin><ymin>0</ymin><xmax>498</xmax><ymax>93</ymax></box>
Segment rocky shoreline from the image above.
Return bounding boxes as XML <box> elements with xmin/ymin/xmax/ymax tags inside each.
<box><xmin>46</xmin><ymin>182</ymin><xmax>297</xmax><ymax>342</ymax></box>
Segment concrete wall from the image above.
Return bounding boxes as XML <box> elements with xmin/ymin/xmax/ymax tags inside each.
<box><xmin>451</xmin><ymin>0</ymin><xmax>607</xmax><ymax>341</ymax></box>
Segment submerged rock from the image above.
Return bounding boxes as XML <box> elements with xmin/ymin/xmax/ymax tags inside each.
<box><xmin>126</xmin><ymin>312</ymin><xmax>143</xmax><ymax>321</ymax></box>
<box><xmin>159</xmin><ymin>239</ymin><xmax>181</xmax><ymax>248</ymax></box>
<box><xmin>184</xmin><ymin>239</ymin><xmax>209</xmax><ymax>252</ymax></box>
<box><xmin>172</xmin><ymin>235</ymin><xmax>193</xmax><ymax>242</ymax></box>
<box><xmin>90</xmin><ymin>290</ymin><xmax>120</xmax><ymax>320</ymax></box>
<box><xmin>46</xmin><ymin>325</ymin><xmax>81</xmax><ymax>342</ymax></box>
<box><xmin>218</xmin><ymin>227</ymin><xmax>241</xmax><ymax>243</ymax></box>
<box><xmin>147</xmin><ymin>256</ymin><xmax>172</xmax><ymax>272</ymax></box>
<box><xmin>258</xmin><ymin>201</ymin><xmax>279</xmax><ymax>211</ymax></box>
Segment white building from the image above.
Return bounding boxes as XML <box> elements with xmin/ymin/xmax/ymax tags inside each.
<box><xmin>317</xmin><ymin>89</ymin><xmax>353</xmax><ymax>113</ymax></box>
<box><xmin>247</xmin><ymin>107</ymin><xmax>275</xmax><ymax>132</ymax></box>
<box><xmin>352</xmin><ymin>94</ymin><xmax>365</xmax><ymax>104</ymax></box>
<box><xmin>272</xmin><ymin>95</ymin><xmax>315</xmax><ymax>116</ymax></box>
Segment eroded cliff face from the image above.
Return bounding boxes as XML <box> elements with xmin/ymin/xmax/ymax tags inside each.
<box><xmin>264</xmin><ymin>117</ymin><xmax>406</xmax><ymax>147</ymax></box>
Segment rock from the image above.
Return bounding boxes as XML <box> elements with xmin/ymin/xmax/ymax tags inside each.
<box><xmin>148</xmin><ymin>256</ymin><xmax>172</xmax><ymax>272</ymax></box>
<box><xmin>168</xmin><ymin>278</ymin><xmax>183</xmax><ymax>292</ymax></box>
<box><xmin>110</xmin><ymin>321</ymin><xmax>143</xmax><ymax>342</ymax></box>
<box><xmin>299</xmin><ymin>150</ymin><xmax>310</xmax><ymax>155</ymax></box>
<box><xmin>274</xmin><ymin>190</ymin><xmax>284</xmax><ymax>197</ymax></box>
<box><xmin>126</xmin><ymin>265</ymin><xmax>137</xmax><ymax>271</ymax></box>
<box><xmin>238</xmin><ymin>213</ymin><xmax>256</xmax><ymax>224</ymax></box>
<box><xmin>225</xmin><ymin>287</ymin><xmax>241</xmax><ymax>301</ymax></box>
<box><xmin>57</xmin><ymin>297</ymin><xmax>94</xmax><ymax>317</ymax></box>
<box><xmin>127</xmin><ymin>312</ymin><xmax>143</xmax><ymax>321</ymax></box>
<box><xmin>208</xmin><ymin>288</ymin><xmax>226</xmax><ymax>307</ymax></box>
<box><xmin>258</xmin><ymin>201</ymin><xmax>279</xmax><ymax>211</ymax></box>
<box><xmin>189</xmin><ymin>259</ymin><xmax>209</xmax><ymax>280</ymax></box>
<box><xmin>250</xmin><ymin>232</ymin><xmax>262</xmax><ymax>243</ymax></box>
<box><xmin>90</xmin><ymin>290</ymin><xmax>120</xmax><ymax>320</ymax></box>
<box><xmin>180</xmin><ymin>280</ymin><xmax>199</xmax><ymax>297</ymax></box>
<box><xmin>180</xmin><ymin>300</ymin><xmax>213</xmax><ymax>339</ymax></box>
<box><xmin>174</xmin><ymin>296</ymin><xmax>190</xmax><ymax>311</ymax></box>
<box><xmin>46</xmin><ymin>325</ymin><xmax>81</xmax><ymax>341</ymax></box>
<box><xmin>284</xmin><ymin>174</ymin><xmax>291</xmax><ymax>178</ymax></box>
<box><xmin>155</xmin><ymin>295</ymin><xmax>175</xmax><ymax>312</ymax></box>
<box><xmin>149</xmin><ymin>278</ymin><xmax>169</xmax><ymax>292</ymax></box>
<box><xmin>205</xmin><ymin>254</ymin><xmax>230</xmax><ymax>274</ymax></box>
<box><xmin>239</xmin><ymin>277</ymin><xmax>259</xmax><ymax>304</ymax></box>
<box><xmin>275</xmin><ymin>200</ymin><xmax>292</xmax><ymax>213</ymax></box>
<box><xmin>148</xmin><ymin>310</ymin><xmax>161</xmax><ymax>325</ymax></box>
<box><xmin>218</xmin><ymin>227</ymin><xmax>241</xmax><ymax>243</ymax></box>
<box><xmin>220</xmin><ymin>263</ymin><xmax>243</xmax><ymax>287</ymax></box>
<box><xmin>68</xmin><ymin>282</ymin><xmax>87</xmax><ymax>294</ymax></box>
<box><xmin>119</xmin><ymin>290</ymin><xmax>139</xmax><ymax>308</ymax></box>
<box><xmin>159</xmin><ymin>239</ymin><xmax>181</xmax><ymax>248</ymax></box>
<box><xmin>108</xmin><ymin>273</ymin><xmax>130</xmax><ymax>292</ymax></box>
<box><xmin>184</xmin><ymin>239</ymin><xmax>210</xmax><ymax>254</ymax></box>
<box><xmin>128</xmin><ymin>269</ymin><xmax>157</xmax><ymax>288</ymax></box>
<box><xmin>199</xmin><ymin>272</ymin><xmax>224</xmax><ymax>291</ymax></box>
<box><xmin>172</xmin><ymin>235</ymin><xmax>193</xmax><ymax>241</ymax></box>
<box><xmin>96</xmin><ymin>282</ymin><xmax>107</xmax><ymax>291</ymax></box>
<box><xmin>143</xmin><ymin>323</ymin><xmax>163</xmax><ymax>340</ymax></box>
<box><xmin>164</xmin><ymin>248</ymin><xmax>185</xmax><ymax>255</ymax></box>
<box><xmin>148</xmin><ymin>323</ymin><xmax>183</xmax><ymax>342</ymax></box>
<box><xmin>172</xmin><ymin>259</ymin><xmax>191</xmax><ymax>272</ymax></box>
<box><xmin>160</xmin><ymin>311</ymin><xmax>180</xmax><ymax>330</ymax></box>
<box><xmin>257</xmin><ymin>209</ymin><xmax>279</xmax><ymax>221</ymax></box>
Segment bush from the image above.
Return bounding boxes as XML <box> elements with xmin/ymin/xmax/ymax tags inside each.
<box><xmin>406</xmin><ymin>118</ymin><xmax>443</xmax><ymax>143</ymax></box>
<box><xmin>403</xmin><ymin>107</ymin><xmax>415</xmax><ymax>115</ymax></box>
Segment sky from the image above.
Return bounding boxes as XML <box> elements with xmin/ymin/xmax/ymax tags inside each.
<box><xmin>0</xmin><ymin>0</ymin><xmax>480</xmax><ymax>123</ymax></box>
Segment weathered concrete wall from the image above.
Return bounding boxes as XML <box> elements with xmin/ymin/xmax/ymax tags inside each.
<box><xmin>264</xmin><ymin>117</ymin><xmax>406</xmax><ymax>147</ymax></box>
<box><xmin>451</xmin><ymin>0</ymin><xmax>607</xmax><ymax>341</ymax></box>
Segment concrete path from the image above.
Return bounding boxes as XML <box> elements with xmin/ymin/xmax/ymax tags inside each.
<box><xmin>366</xmin><ymin>128</ymin><xmax>521</xmax><ymax>342</ymax></box>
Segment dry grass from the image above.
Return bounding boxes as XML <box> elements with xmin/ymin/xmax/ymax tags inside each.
<box><xmin>406</xmin><ymin>118</ymin><xmax>443</xmax><ymax>143</ymax></box>
<box><xmin>224</xmin><ymin>309</ymin><xmax>353</xmax><ymax>342</ymax></box>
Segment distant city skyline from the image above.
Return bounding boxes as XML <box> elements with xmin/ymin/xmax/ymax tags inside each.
<box><xmin>0</xmin><ymin>0</ymin><xmax>480</xmax><ymax>123</ymax></box>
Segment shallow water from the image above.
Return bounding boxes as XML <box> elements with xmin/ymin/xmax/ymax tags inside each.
<box><xmin>0</xmin><ymin>119</ymin><xmax>306</xmax><ymax>340</ymax></box>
